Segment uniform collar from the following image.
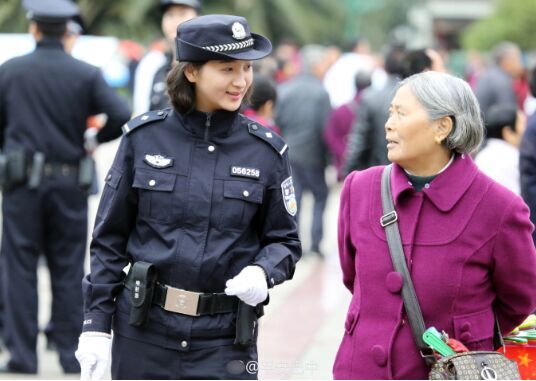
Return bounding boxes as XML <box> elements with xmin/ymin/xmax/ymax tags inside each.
<box><xmin>179</xmin><ymin>108</ymin><xmax>240</xmax><ymax>139</ymax></box>
<box><xmin>391</xmin><ymin>153</ymin><xmax>478</xmax><ymax>212</ymax></box>
<box><xmin>36</xmin><ymin>38</ymin><xmax>64</xmax><ymax>50</ymax></box>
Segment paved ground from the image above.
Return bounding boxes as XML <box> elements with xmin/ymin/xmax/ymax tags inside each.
<box><xmin>0</xmin><ymin>140</ymin><xmax>351</xmax><ymax>379</ymax></box>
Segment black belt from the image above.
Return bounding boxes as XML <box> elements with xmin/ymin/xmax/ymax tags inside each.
<box><xmin>125</xmin><ymin>272</ymin><xmax>239</xmax><ymax>317</ymax></box>
<box><xmin>42</xmin><ymin>163</ymin><xmax>79</xmax><ymax>178</ymax></box>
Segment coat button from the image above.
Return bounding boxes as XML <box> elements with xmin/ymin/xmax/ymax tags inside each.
<box><xmin>371</xmin><ymin>345</ymin><xmax>387</xmax><ymax>367</ymax></box>
<box><xmin>243</xmin><ymin>190</ymin><xmax>250</xmax><ymax>197</ymax></box>
<box><xmin>157</xmin><ymin>110</ymin><xmax>164</xmax><ymax>116</ymax></box>
<box><xmin>208</xmin><ymin>145</ymin><xmax>215</xmax><ymax>152</ymax></box>
<box><xmin>106</xmin><ymin>174</ymin><xmax>112</xmax><ymax>181</ymax></box>
<box><xmin>149</xmin><ymin>179</ymin><xmax>156</xmax><ymax>187</ymax></box>
<box><xmin>460</xmin><ymin>332</ymin><xmax>472</xmax><ymax>342</ymax></box>
<box><xmin>424</xmin><ymin>183</ymin><xmax>430</xmax><ymax>189</ymax></box>
<box><xmin>385</xmin><ymin>271</ymin><xmax>403</xmax><ymax>294</ymax></box>
<box><xmin>252</xmin><ymin>125</ymin><xmax>258</xmax><ymax>131</ymax></box>
<box><xmin>181</xmin><ymin>340</ymin><xmax>188</xmax><ymax>348</ymax></box>
<box><xmin>461</xmin><ymin>322</ymin><xmax>471</xmax><ymax>332</ymax></box>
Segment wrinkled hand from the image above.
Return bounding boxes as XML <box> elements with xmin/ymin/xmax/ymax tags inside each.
<box><xmin>75</xmin><ymin>332</ymin><xmax>112</xmax><ymax>380</ymax></box>
<box><xmin>225</xmin><ymin>265</ymin><xmax>268</xmax><ymax>306</ymax></box>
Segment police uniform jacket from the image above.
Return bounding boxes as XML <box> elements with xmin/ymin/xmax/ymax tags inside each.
<box><xmin>333</xmin><ymin>154</ymin><xmax>536</xmax><ymax>379</ymax></box>
<box><xmin>0</xmin><ymin>39</ymin><xmax>131</xmax><ymax>161</ymax></box>
<box><xmin>82</xmin><ymin>108</ymin><xmax>302</xmax><ymax>351</ymax></box>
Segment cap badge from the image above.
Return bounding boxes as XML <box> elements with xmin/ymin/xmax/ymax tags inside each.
<box><xmin>231</xmin><ymin>22</ymin><xmax>246</xmax><ymax>40</ymax></box>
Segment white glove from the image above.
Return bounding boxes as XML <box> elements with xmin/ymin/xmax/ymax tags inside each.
<box><xmin>225</xmin><ymin>265</ymin><xmax>268</xmax><ymax>306</ymax></box>
<box><xmin>75</xmin><ymin>332</ymin><xmax>112</xmax><ymax>380</ymax></box>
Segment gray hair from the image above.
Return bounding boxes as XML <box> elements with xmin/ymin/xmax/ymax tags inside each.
<box><xmin>300</xmin><ymin>44</ymin><xmax>327</xmax><ymax>73</ymax></box>
<box><xmin>399</xmin><ymin>71</ymin><xmax>484</xmax><ymax>154</ymax></box>
<box><xmin>492</xmin><ymin>41</ymin><xmax>520</xmax><ymax>65</ymax></box>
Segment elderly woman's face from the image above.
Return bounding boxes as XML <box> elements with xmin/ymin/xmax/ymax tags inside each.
<box><xmin>385</xmin><ymin>85</ymin><xmax>448</xmax><ymax>169</ymax></box>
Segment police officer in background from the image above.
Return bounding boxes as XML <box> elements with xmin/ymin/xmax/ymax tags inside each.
<box><xmin>0</xmin><ymin>0</ymin><xmax>131</xmax><ymax>374</ymax></box>
<box><xmin>75</xmin><ymin>14</ymin><xmax>301</xmax><ymax>380</ymax></box>
<box><xmin>132</xmin><ymin>0</ymin><xmax>200</xmax><ymax>115</ymax></box>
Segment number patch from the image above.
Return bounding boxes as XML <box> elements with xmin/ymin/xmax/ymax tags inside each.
<box><xmin>230</xmin><ymin>166</ymin><xmax>260</xmax><ymax>179</ymax></box>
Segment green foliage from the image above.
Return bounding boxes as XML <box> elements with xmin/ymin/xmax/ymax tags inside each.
<box><xmin>462</xmin><ymin>0</ymin><xmax>536</xmax><ymax>50</ymax></box>
<box><xmin>0</xmin><ymin>0</ymin><xmax>420</xmax><ymax>49</ymax></box>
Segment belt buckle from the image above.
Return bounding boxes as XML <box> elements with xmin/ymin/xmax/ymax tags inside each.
<box><xmin>164</xmin><ymin>286</ymin><xmax>200</xmax><ymax>316</ymax></box>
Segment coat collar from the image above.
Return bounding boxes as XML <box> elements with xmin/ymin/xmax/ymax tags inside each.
<box><xmin>178</xmin><ymin>109</ymin><xmax>239</xmax><ymax>139</ymax></box>
<box><xmin>391</xmin><ymin>153</ymin><xmax>479</xmax><ymax>212</ymax></box>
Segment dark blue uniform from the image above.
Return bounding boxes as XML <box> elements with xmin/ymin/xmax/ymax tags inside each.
<box><xmin>0</xmin><ymin>39</ymin><xmax>130</xmax><ymax>373</ymax></box>
<box><xmin>82</xmin><ymin>108</ymin><xmax>301</xmax><ymax>379</ymax></box>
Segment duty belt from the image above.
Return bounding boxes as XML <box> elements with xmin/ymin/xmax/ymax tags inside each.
<box><xmin>124</xmin><ymin>272</ymin><xmax>239</xmax><ymax>317</ymax></box>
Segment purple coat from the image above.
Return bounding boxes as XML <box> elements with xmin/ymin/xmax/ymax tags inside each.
<box><xmin>333</xmin><ymin>154</ymin><xmax>536</xmax><ymax>379</ymax></box>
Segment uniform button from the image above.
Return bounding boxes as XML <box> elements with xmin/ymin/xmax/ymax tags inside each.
<box><xmin>243</xmin><ymin>190</ymin><xmax>250</xmax><ymax>197</ymax></box>
<box><xmin>106</xmin><ymin>174</ymin><xmax>112</xmax><ymax>181</ymax></box>
<box><xmin>252</xmin><ymin>125</ymin><xmax>258</xmax><ymax>131</ymax></box>
<box><xmin>157</xmin><ymin>110</ymin><xmax>164</xmax><ymax>116</ymax></box>
<box><xmin>385</xmin><ymin>271</ymin><xmax>403</xmax><ymax>294</ymax></box>
<box><xmin>424</xmin><ymin>183</ymin><xmax>430</xmax><ymax>189</ymax></box>
<box><xmin>208</xmin><ymin>145</ymin><xmax>215</xmax><ymax>152</ymax></box>
<box><xmin>461</xmin><ymin>322</ymin><xmax>471</xmax><ymax>332</ymax></box>
<box><xmin>401</xmin><ymin>319</ymin><xmax>406</xmax><ymax>326</ymax></box>
<box><xmin>149</xmin><ymin>179</ymin><xmax>156</xmax><ymax>187</ymax></box>
<box><xmin>371</xmin><ymin>345</ymin><xmax>387</xmax><ymax>367</ymax></box>
<box><xmin>270</xmin><ymin>277</ymin><xmax>275</xmax><ymax>285</ymax></box>
<box><xmin>181</xmin><ymin>340</ymin><xmax>188</xmax><ymax>348</ymax></box>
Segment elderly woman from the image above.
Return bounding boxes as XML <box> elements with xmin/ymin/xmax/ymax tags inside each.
<box><xmin>333</xmin><ymin>71</ymin><xmax>536</xmax><ymax>379</ymax></box>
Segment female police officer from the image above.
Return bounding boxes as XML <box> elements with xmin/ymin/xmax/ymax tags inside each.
<box><xmin>75</xmin><ymin>14</ymin><xmax>301</xmax><ymax>380</ymax></box>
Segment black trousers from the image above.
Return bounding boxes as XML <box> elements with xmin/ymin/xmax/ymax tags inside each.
<box><xmin>1</xmin><ymin>178</ymin><xmax>87</xmax><ymax>373</ymax></box>
<box><xmin>112</xmin><ymin>333</ymin><xmax>259</xmax><ymax>380</ymax></box>
<box><xmin>290</xmin><ymin>161</ymin><xmax>328</xmax><ymax>252</ymax></box>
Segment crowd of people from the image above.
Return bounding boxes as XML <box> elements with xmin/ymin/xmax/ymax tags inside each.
<box><xmin>1</xmin><ymin>0</ymin><xmax>536</xmax><ymax>379</ymax></box>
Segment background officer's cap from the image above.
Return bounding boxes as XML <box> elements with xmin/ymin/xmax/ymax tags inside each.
<box><xmin>23</xmin><ymin>0</ymin><xmax>79</xmax><ymax>24</ymax></box>
<box><xmin>176</xmin><ymin>14</ymin><xmax>272</xmax><ymax>62</ymax></box>
<box><xmin>160</xmin><ymin>0</ymin><xmax>201</xmax><ymax>12</ymax></box>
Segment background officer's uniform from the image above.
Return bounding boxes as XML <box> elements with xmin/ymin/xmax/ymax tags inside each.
<box><xmin>82</xmin><ymin>107</ymin><xmax>301</xmax><ymax>378</ymax></box>
<box><xmin>0</xmin><ymin>0</ymin><xmax>131</xmax><ymax>373</ymax></box>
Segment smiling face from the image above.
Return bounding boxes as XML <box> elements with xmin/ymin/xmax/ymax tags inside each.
<box><xmin>385</xmin><ymin>84</ymin><xmax>453</xmax><ymax>175</ymax></box>
<box><xmin>185</xmin><ymin>60</ymin><xmax>253</xmax><ymax>113</ymax></box>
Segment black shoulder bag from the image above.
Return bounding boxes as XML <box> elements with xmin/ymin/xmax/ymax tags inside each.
<box><xmin>380</xmin><ymin>165</ymin><xmax>520</xmax><ymax>380</ymax></box>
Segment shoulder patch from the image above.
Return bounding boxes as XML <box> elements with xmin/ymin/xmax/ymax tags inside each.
<box><xmin>246</xmin><ymin>122</ymin><xmax>287</xmax><ymax>156</ymax></box>
<box><xmin>122</xmin><ymin>109</ymin><xmax>169</xmax><ymax>135</ymax></box>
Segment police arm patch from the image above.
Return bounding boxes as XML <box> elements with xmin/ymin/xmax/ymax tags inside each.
<box><xmin>281</xmin><ymin>176</ymin><xmax>297</xmax><ymax>216</ymax></box>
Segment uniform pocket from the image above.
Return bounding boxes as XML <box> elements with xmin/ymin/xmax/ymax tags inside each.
<box><xmin>453</xmin><ymin>309</ymin><xmax>495</xmax><ymax>351</ymax></box>
<box><xmin>133</xmin><ymin>168</ymin><xmax>178</xmax><ymax>223</ymax></box>
<box><xmin>220</xmin><ymin>180</ymin><xmax>264</xmax><ymax>231</ymax></box>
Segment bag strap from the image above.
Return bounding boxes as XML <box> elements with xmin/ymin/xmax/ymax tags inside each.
<box><xmin>380</xmin><ymin>165</ymin><xmax>506</xmax><ymax>364</ymax></box>
<box><xmin>380</xmin><ymin>165</ymin><xmax>435</xmax><ymax>365</ymax></box>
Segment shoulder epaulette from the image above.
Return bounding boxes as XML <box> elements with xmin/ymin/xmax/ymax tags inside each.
<box><xmin>122</xmin><ymin>109</ymin><xmax>169</xmax><ymax>135</ymax></box>
<box><xmin>246</xmin><ymin>121</ymin><xmax>288</xmax><ymax>157</ymax></box>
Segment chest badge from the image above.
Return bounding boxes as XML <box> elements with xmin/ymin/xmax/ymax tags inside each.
<box><xmin>230</xmin><ymin>166</ymin><xmax>260</xmax><ymax>180</ymax></box>
<box><xmin>144</xmin><ymin>154</ymin><xmax>174</xmax><ymax>169</ymax></box>
<box><xmin>281</xmin><ymin>176</ymin><xmax>297</xmax><ymax>216</ymax></box>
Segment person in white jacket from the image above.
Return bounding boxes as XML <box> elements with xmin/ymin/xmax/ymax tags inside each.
<box><xmin>475</xmin><ymin>103</ymin><xmax>526</xmax><ymax>195</ymax></box>
<box><xmin>132</xmin><ymin>0</ymin><xmax>199</xmax><ymax>116</ymax></box>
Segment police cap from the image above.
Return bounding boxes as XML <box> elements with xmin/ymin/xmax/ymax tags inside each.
<box><xmin>175</xmin><ymin>14</ymin><xmax>272</xmax><ymax>62</ymax></box>
<box><xmin>23</xmin><ymin>0</ymin><xmax>79</xmax><ymax>24</ymax></box>
<box><xmin>160</xmin><ymin>0</ymin><xmax>201</xmax><ymax>12</ymax></box>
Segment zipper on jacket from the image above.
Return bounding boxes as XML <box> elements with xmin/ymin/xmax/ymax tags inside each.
<box><xmin>204</xmin><ymin>113</ymin><xmax>212</xmax><ymax>141</ymax></box>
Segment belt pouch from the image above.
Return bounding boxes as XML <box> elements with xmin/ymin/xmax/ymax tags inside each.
<box><xmin>128</xmin><ymin>261</ymin><xmax>157</xmax><ymax>327</ymax></box>
<box><xmin>27</xmin><ymin>152</ymin><xmax>45</xmax><ymax>189</ymax></box>
<box><xmin>234</xmin><ymin>301</ymin><xmax>259</xmax><ymax>347</ymax></box>
<box><xmin>6</xmin><ymin>149</ymin><xmax>26</xmax><ymax>188</ymax></box>
<box><xmin>78</xmin><ymin>155</ymin><xmax>95</xmax><ymax>190</ymax></box>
